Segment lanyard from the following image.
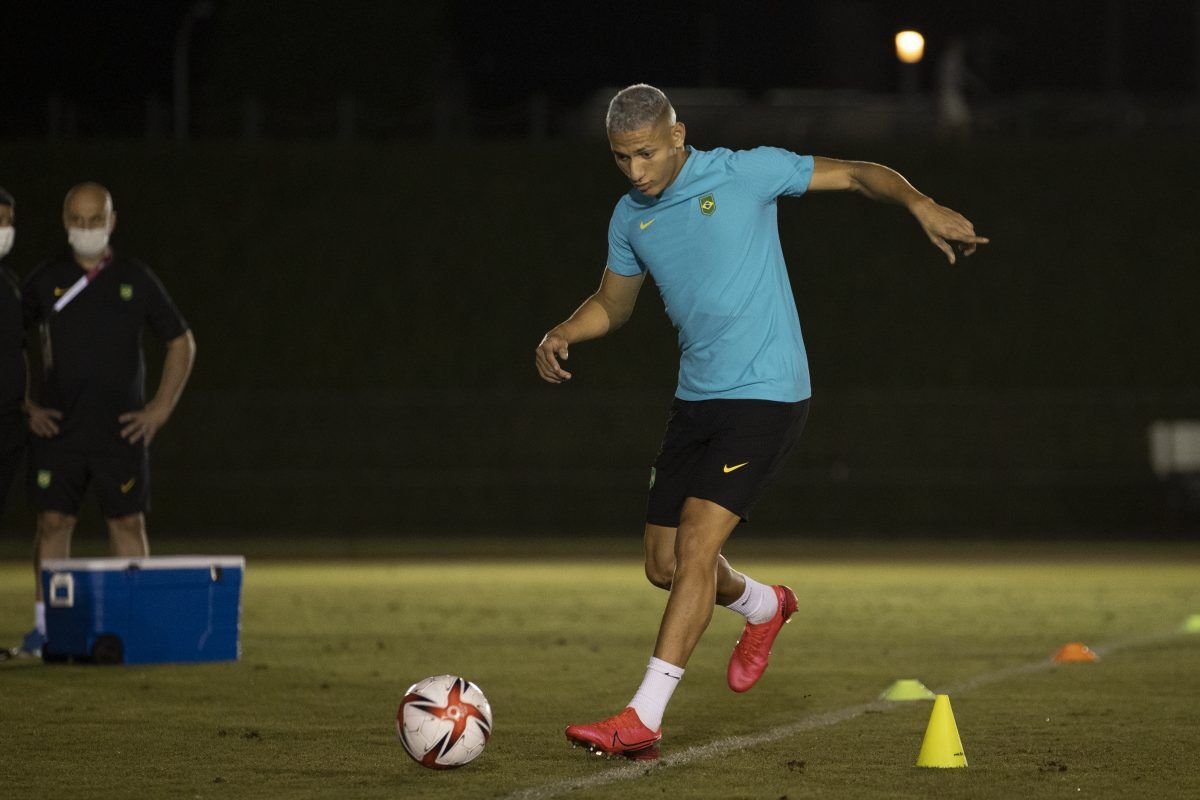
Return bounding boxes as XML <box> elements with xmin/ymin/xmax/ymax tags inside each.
<box><xmin>52</xmin><ymin>253</ymin><xmax>112</xmax><ymax>313</ymax></box>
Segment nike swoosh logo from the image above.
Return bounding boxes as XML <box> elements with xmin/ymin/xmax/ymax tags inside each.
<box><xmin>639</xmin><ymin>219</ymin><xmax>655</xmax><ymax>230</ymax></box>
<box><xmin>723</xmin><ymin>462</ymin><xmax>749</xmax><ymax>473</ymax></box>
<box><xmin>613</xmin><ymin>731</ymin><xmax>658</xmax><ymax>749</ymax></box>
<box><xmin>120</xmin><ymin>479</ymin><xmax>136</xmax><ymax>493</ymax></box>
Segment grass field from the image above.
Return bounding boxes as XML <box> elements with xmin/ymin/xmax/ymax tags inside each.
<box><xmin>2</xmin><ymin>538</ymin><xmax>1199</xmax><ymax>799</ymax></box>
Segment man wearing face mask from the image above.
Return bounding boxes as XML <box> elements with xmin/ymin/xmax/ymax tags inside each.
<box><xmin>0</xmin><ymin>188</ymin><xmax>24</xmax><ymax>532</ymax></box>
<box><xmin>10</xmin><ymin>183</ymin><xmax>195</xmax><ymax>659</ymax></box>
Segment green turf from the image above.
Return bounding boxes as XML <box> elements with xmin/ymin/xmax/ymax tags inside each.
<box><xmin>2</xmin><ymin>546</ymin><xmax>1199</xmax><ymax>799</ymax></box>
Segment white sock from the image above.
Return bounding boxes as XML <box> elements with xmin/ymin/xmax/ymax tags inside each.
<box><xmin>725</xmin><ymin>576</ymin><xmax>778</xmax><ymax>625</ymax></box>
<box><xmin>35</xmin><ymin>601</ymin><xmax>46</xmax><ymax>636</ymax></box>
<box><xmin>627</xmin><ymin>657</ymin><xmax>684</xmax><ymax>730</ymax></box>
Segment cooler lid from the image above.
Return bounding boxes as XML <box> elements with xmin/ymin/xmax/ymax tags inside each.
<box><xmin>41</xmin><ymin>555</ymin><xmax>246</xmax><ymax>572</ymax></box>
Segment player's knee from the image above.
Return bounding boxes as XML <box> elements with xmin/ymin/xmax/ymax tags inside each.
<box><xmin>674</xmin><ymin>510</ymin><xmax>731</xmax><ymax>571</ymax></box>
<box><xmin>673</xmin><ymin>536</ymin><xmax>722</xmax><ymax>574</ymax></box>
<box><xmin>644</xmin><ymin>558</ymin><xmax>674</xmax><ymax>590</ymax></box>
<box><xmin>108</xmin><ymin>513</ymin><xmax>143</xmax><ymax>534</ymax></box>
<box><xmin>37</xmin><ymin>512</ymin><xmax>75</xmax><ymax>542</ymax></box>
<box><xmin>107</xmin><ymin>514</ymin><xmax>147</xmax><ymax>548</ymax></box>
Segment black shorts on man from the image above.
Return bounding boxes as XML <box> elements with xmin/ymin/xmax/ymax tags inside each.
<box><xmin>646</xmin><ymin>398</ymin><xmax>809</xmax><ymax>527</ymax></box>
<box><xmin>29</xmin><ymin>440</ymin><xmax>150</xmax><ymax>517</ymax></box>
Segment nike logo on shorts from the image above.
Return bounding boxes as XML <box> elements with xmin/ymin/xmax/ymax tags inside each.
<box><xmin>120</xmin><ymin>478</ymin><xmax>136</xmax><ymax>493</ymax></box>
<box><xmin>723</xmin><ymin>462</ymin><xmax>749</xmax><ymax>473</ymax></box>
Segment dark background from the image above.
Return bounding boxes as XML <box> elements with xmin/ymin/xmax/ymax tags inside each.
<box><xmin>2</xmin><ymin>1</ymin><xmax>1199</xmax><ymax>541</ymax></box>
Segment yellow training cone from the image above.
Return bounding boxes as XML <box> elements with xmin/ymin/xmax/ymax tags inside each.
<box><xmin>916</xmin><ymin>694</ymin><xmax>968</xmax><ymax>768</ymax></box>
<box><xmin>880</xmin><ymin>678</ymin><xmax>936</xmax><ymax>701</ymax></box>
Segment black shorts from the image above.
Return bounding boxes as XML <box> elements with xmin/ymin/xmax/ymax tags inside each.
<box><xmin>28</xmin><ymin>441</ymin><xmax>151</xmax><ymax>518</ymax></box>
<box><xmin>646</xmin><ymin>397</ymin><xmax>809</xmax><ymax>527</ymax></box>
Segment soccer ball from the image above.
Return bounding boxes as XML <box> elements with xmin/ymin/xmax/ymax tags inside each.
<box><xmin>396</xmin><ymin>675</ymin><xmax>493</xmax><ymax>769</ymax></box>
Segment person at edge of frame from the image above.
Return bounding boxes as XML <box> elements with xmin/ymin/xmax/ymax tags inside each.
<box><xmin>0</xmin><ymin>188</ymin><xmax>25</xmax><ymax>539</ymax></box>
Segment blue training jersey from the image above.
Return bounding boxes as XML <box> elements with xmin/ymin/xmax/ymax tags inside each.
<box><xmin>606</xmin><ymin>145</ymin><xmax>814</xmax><ymax>402</ymax></box>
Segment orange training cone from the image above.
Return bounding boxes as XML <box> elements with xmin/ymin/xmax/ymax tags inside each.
<box><xmin>1052</xmin><ymin>642</ymin><xmax>1099</xmax><ymax>663</ymax></box>
<box><xmin>916</xmin><ymin>694</ymin><xmax>967</xmax><ymax>768</ymax></box>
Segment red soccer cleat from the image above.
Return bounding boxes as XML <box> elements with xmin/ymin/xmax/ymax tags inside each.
<box><xmin>565</xmin><ymin>707</ymin><xmax>662</xmax><ymax>756</ymax></box>
<box><xmin>727</xmin><ymin>584</ymin><xmax>798</xmax><ymax>692</ymax></box>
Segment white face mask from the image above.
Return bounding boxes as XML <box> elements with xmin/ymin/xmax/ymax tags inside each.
<box><xmin>0</xmin><ymin>226</ymin><xmax>13</xmax><ymax>259</ymax></box>
<box><xmin>68</xmin><ymin>226</ymin><xmax>110</xmax><ymax>258</ymax></box>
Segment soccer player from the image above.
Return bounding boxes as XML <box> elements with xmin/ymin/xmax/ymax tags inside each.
<box><xmin>534</xmin><ymin>84</ymin><xmax>987</xmax><ymax>754</ymax></box>
<box><xmin>0</xmin><ymin>188</ymin><xmax>23</xmax><ymax>528</ymax></box>
<box><xmin>11</xmin><ymin>183</ymin><xmax>196</xmax><ymax>658</ymax></box>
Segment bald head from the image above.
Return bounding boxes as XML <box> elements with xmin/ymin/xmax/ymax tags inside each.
<box><xmin>64</xmin><ymin>182</ymin><xmax>115</xmax><ymax>233</ymax></box>
<box><xmin>64</xmin><ymin>182</ymin><xmax>113</xmax><ymax>218</ymax></box>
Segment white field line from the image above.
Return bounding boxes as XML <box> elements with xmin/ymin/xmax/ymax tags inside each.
<box><xmin>503</xmin><ymin>629</ymin><xmax>1186</xmax><ymax>800</ymax></box>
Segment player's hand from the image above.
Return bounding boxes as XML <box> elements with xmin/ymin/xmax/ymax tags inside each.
<box><xmin>26</xmin><ymin>403</ymin><xmax>63</xmax><ymax>438</ymax></box>
<box><xmin>119</xmin><ymin>403</ymin><xmax>169</xmax><ymax>445</ymax></box>
<box><xmin>911</xmin><ymin>198</ymin><xmax>989</xmax><ymax>264</ymax></box>
<box><xmin>535</xmin><ymin>332</ymin><xmax>573</xmax><ymax>384</ymax></box>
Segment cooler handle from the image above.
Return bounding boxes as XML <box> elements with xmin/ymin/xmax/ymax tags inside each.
<box><xmin>48</xmin><ymin>572</ymin><xmax>75</xmax><ymax>608</ymax></box>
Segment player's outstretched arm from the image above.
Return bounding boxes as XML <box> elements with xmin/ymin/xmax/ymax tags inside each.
<box><xmin>808</xmin><ymin>156</ymin><xmax>989</xmax><ymax>264</ymax></box>
<box><xmin>535</xmin><ymin>269</ymin><xmax>645</xmax><ymax>384</ymax></box>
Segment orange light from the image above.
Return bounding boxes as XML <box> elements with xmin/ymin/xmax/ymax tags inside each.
<box><xmin>895</xmin><ymin>30</ymin><xmax>925</xmax><ymax>64</ymax></box>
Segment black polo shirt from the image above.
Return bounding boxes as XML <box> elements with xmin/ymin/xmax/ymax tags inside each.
<box><xmin>22</xmin><ymin>251</ymin><xmax>188</xmax><ymax>454</ymax></box>
<box><xmin>1</xmin><ymin>262</ymin><xmax>24</xmax><ymax>423</ymax></box>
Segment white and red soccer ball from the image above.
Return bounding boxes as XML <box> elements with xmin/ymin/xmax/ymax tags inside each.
<box><xmin>396</xmin><ymin>675</ymin><xmax>493</xmax><ymax>769</ymax></box>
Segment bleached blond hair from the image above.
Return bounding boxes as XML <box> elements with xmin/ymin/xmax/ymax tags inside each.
<box><xmin>606</xmin><ymin>84</ymin><xmax>675</xmax><ymax>133</ymax></box>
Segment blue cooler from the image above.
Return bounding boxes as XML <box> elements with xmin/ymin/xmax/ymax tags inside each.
<box><xmin>40</xmin><ymin>556</ymin><xmax>245</xmax><ymax>665</ymax></box>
